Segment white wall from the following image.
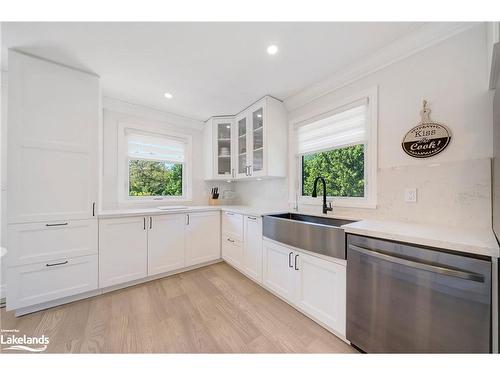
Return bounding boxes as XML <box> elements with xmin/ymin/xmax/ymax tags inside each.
<box><xmin>101</xmin><ymin>98</ymin><xmax>233</xmax><ymax>210</ymax></box>
<box><xmin>235</xmin><ymin>24</ymin><xmax>494</xmax><ymax>228</ymax></box>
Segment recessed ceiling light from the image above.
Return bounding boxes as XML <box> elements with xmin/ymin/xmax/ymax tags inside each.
<box><xmin>267</xmin><ymin>44</ymin><xmax>278</xmax><ymax>55</ymax></box>
<box><xmin>164</xmin><ymin>92</ymin><xmax>173</xmax><ymax>99</ymax></box>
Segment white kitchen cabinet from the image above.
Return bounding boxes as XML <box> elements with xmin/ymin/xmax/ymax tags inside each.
<box><xmin>203</xmin><ymin>96</ymin><xmax>287</xmax><ymax>180</ymax></box>
<box><xmin>185</xmin><ymin>211</ymin><xmax>221</xmax><ymax>266</ymax></box>
<box><xmin>222</xmin><ymin>211</ymin><xmax>244</xmax><ymax>241</ymax></box>
<box><xmin>203</xmin><ymin>117</ymin><xmax>235</xmax><ymax>180</ymax></box>
<box><xmin>7</xmin><ymin>219</ymin><xmax>98</xmax><ymax>266</ymax></box>
<box><xmin>148</xmin><ymin>214</ymin><xmax>186</xmax><ymax>276</ymax></box>
<box><xmin>237</xmin><ymin>96</ymin><xmax>287</xmax><ymax>179</ymax></box>
<box><xmin>294</xmin><ymin>251</ymin><xmax>347</xmax><ymax>336</ymax></box>
<box><xmin>243</xmin><ymin>215</ymin><xmax>263</xmax><ymax>283</ymax></box>
<box><xmin>222</xmin><ymin>236</ymin><xmax>243</xmax><ymax>269</ymax></box>
<box><xmin>262</xmin><ymin>239</ymin><xmax>347</xmax><ymax>337</ymax></box>
<box><xmin>6</xmin><ymin>254</ymin><xmax>98</xmax><ymax>310</ymax></box>
<box><xmin>99</xmin><ymin>211</ymin><xmax>220</xmax><ymax>289</ymax></box>
<box><xmin>7</xmin><ymin>50</ymin><xmax>99</xmax><ymax>223</ymax></box>
<box><xmin>99</xmin><ymin>216</ymin><xmax>148</xmax><ymax>288</ymax></box>
<box><xmin>262</xmin><ymin>240</ymin><xmax>296</xmax><ymax>302</ymax></box>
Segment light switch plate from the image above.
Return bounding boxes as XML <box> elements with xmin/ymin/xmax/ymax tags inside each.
<box><xmin>404</xmin><ymin>188</ymin><xmax>417</xmax><ymax>203</ymax></box>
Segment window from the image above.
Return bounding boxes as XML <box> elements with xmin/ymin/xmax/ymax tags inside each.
<box><xmin>295</xmin><ymin>89</ymin><xmax>377</xmax><ymax>208</ymax></box>
<box><xmin>123</xmin><ymin>128</ymin><xmax>190</xmax><ymax>200</ymax></box>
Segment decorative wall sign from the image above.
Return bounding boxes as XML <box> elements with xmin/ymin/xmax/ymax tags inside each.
<box><xmin>402</xmin><ymin>100</ymin><xmax>452</xmax><ymax>158</ymax></box>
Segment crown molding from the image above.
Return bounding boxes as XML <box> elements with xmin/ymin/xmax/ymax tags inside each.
<box><xmin>284</xmin><ymin>22</ymin><xmax>481</xmax><ymax>112</ymax></box>
<box><xmin>102</xmin><ymin>96</ymin><xmax>204</xmax><ymax>131</ymax></box>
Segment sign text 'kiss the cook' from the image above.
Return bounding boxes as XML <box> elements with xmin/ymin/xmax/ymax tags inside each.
<box><xmin>402</xmin><ymin>100</ymin><xmax>452</xmax><ymax>158</ymax></box>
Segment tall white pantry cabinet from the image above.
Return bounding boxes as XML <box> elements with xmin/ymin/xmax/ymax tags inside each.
<box><xmin>6</xmin><ymin>51</ymin><xmax>100</xmax><ymax>312</ymax></box>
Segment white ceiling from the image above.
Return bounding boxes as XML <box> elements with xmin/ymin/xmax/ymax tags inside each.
<box><xmin>2</xmin><ymin>22</ymin><xmax>425</xmax><ymax>121</ymax></box>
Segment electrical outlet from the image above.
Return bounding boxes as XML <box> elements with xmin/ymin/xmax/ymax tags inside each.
<box><xmin>404</xmin><ymin>188</ymin><xmax>417</xmax><ymax>203</ymax></box>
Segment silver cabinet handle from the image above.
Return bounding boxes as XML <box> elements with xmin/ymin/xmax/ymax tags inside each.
<box><xmin>227</xmin><ymin>238</ymin><xmax>235</xmax><ymax>243</ymax></box>
<box><xmin>92</xmin><ymin>202</ymin><xmax>96</xmax><ymax>217</ymax></box>
<box><xmin>46</xmin><ymin>260</ymin><xmax>68</xmax><ymax>267</ymax></box>
<box><xmin>288</xmin><ymin>252</ymin><xmax>293</xmax><ymax>268</ymax></box>
<box><xmin>294</xmin><ymin>254</ymin><xmax>299</xmax><ymax>270</ymax></box>
<box><xmin>247</xmin><ymin>216</ymin><xmax>257</xmax><ymax>221</ymax></box>
<box><xmin>143</xmin><ymin>217</ymin><xmax>146</xmax><ymax>230</ymax></box>
<box><xmin>232</xmin><ymin>168</ymin><xmax>235</xmax><ymax>178</ymax></box>
<box><xmin>149</xmin><ymin>216</ymin><xmax>152</xmax><ymax>229</ymax></box>
<box><xmin>348</xmin><ymin>244</ymin><xmax>485</xmax><ymax>282</ymax></box>
<box><xmin>45</xmin><ymin>222</ymin><xmax>68</xmax><ymax>227</ymax></box>
<box><xmin>248</xmin><ymin>165</ymin><xmax>252</xmax><ymax>176</ymax></box>
<box><xmin>186</xmin><ymin>214</ymin><xmax>190</xmax><ymax>225</ymax></box>
<box><xmin>225</xmin><ymin>212</ymin><xmax>234</xmax><ymax>216</ymax></box>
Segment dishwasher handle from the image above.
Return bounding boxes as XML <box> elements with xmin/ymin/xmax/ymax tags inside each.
<box><xmin>348</xmin><ymin>244</ymin><xmax>485</xmax><ymax>283</ymax></box>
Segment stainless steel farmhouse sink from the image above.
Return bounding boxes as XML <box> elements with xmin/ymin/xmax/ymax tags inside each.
<box><xmin>262</xmin><ymin>213</ymin><xmax>356</xmax><ymax>260</ymax></box>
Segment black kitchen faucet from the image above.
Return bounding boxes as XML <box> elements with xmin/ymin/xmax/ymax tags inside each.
<box><xmin>311</xmin><ymin>176</ymin><xmax>333</xmax><ymax>214</ymax></box>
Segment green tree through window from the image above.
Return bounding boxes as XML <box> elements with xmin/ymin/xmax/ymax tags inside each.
<box><xmin>129</xmin><ymin>160</ymin><xmax>183</xmax><ymax>197</ymax></box>
<box><xmin>302</xmin><ymin>144</ymin><xmax>364</xmax><ymax>197</ymax></box>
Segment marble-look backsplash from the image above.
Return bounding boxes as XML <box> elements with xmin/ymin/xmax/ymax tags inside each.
<box><xmin>232</xmin><ymin>158</ymin><xmax>492</xmax><ymax>229</ymax></box>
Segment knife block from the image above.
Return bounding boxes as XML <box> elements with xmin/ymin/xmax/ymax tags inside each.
<box><xmin>208</xmin><ymin>197</ymin><xmax>220</xmax><ymax>206</ymax></box>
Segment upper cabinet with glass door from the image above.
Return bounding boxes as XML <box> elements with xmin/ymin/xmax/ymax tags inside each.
<box><xmin>203</xmin><ymin>117</ymin><xmax>235</xmax><ymax>180</ymax></box>
<box><xmin>203</xmin><ymin>96</ymin><xmax>287</xmax><ymax>181</ymax></box>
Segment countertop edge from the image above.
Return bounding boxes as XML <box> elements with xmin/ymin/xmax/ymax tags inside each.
<box><xmin>98</xmin><ymin>206</ymin><xmax>289</xmax><ymax>219</ymax></box>
<box><xmin>342</xmin><ymin>222</ymin><xmax>500</xmax><ymax>258</ymax></box>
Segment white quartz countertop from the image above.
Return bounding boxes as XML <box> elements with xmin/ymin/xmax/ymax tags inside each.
<box><xmin>218</xmin><ymin>205</ymin><xmax>288</xmax><ymax>217</ymax></box>
<box><xmin>98</xmin><ymin>205</ymin><xmax>287</xmax><ymax>219</ymax></box>
<box><xmin>342</xmin><ymin>219</ymin><xmax>500</xmax><ymax>258</ymax></box>
<box><xmin>98</xmin><ymin>205</ymin><xmax>220</xmax><ymax>218</ymax></box>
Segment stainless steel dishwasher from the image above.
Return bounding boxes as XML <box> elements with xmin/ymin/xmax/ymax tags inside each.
<box><xmin>346</xmin><ymin>234</ymin><xmax>492</xmax><ymax>353</ymax></box>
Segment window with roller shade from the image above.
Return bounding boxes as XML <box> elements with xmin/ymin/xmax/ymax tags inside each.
<box><xmin>296</xmin><ymin>97</ymin><xmax>375</xmax><ymax>205</ymax></box>
<box><xmin>126</xmin><ymin>130</ymin><xmax>187</xmax><ymax>198</ymax></box>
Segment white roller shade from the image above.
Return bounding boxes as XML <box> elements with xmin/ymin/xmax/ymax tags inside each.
<box><xmin>297</xmin><ymin>102</ymin><xmax>368</xmax><ymax>155</ymax></box>
<box><xmin>127</xmin><ymin>130</ymin><xmax>186</xmax><ymax>163</ymax></box>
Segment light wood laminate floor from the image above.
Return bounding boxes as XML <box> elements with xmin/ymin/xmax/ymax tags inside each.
<box><xmin>0</xmin><ymin>262</ymin><xmax>357</xmax><ymax>353</ymax></box>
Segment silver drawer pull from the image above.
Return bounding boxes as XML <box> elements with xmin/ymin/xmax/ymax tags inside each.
<box><xmin>348</xmin><ymin>244</ymin><xmax>485</xmax><ymax>283</ymax></box>
<box><xmin>227</xmin><ymin>238</ymin><xmax>235</xmax><ymax>243</ymax></box>
<box><xmin>45</xmin><ymin>222</ymin><xmax>68</xmax><ymax>227</ymax></box>
<box><xmin>225</xmin><ymin>212</ymin><xmax>234</xmax><ymax>216</ymax></box>
<box><xmin>46</xmin><ymin>260</ymin><xmax>69</xmax><ymax>267</ymax></box>
<box><xmin>247</xmin><ymin>216</ymin><xmax>257</xmax><ymax>220</ymax></box>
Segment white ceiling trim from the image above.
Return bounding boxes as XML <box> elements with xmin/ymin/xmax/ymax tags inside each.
<box><xmin>284</xmin><ymin>22</ymin><xmax>481</xmax><ymax>112</ymax></box>
<box><xmin>102</xmin><ymin>96</ymin><xmax>204</xmax><ymax>131</ymax></box>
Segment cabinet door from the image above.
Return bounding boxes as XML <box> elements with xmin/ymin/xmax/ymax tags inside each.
<box><xmin>222</xmin><ymin>211</ymin><xmax>244</xmax><ymax>241</ymax></box>
<box><xmin>243</xmin><ymin>216</ymin><xmax>263</xmax><ymax>283</ymax></box>
<box><xmin>294</xmin><ymin>252</ymin><xmax>347</xmax><ymax>336</ymax></box>
<box><xmin>236</xmin><ymin>113</ymin><xmax>250</xmax><ymax>178</ymax></box>
<box><xmin>214</xmin><ymin>119</ymin><xmax>235</xmax><ymax>179</ymax></box>
<box><xmin>99</xmin><ymin>216</ymin><xmax>148</xmax><ymax>288</ymax></box>
<box><xmin>7</xmin><ymin>254</ymin><xmax>98</xmax><ymax>310</ymax></box>
<box><xmin>8</xmin><ymin>51</ymin><xmax>98</xmax><ymax>223</ymax></box>
<box><xmin>221</xmin><ymin>236</ymin><xmax>243</xmax><ymax>269</ymax></box>
<box><xmin>249</xmin><ymin>103</ymin><xmax>265</xmax><ymax>177</ymax></box>
<box><xmin>262</xmin><ymin>240</ymin><xmax>295</xmax><ymax>302</ymax></box>
<box><xmin>148</xmin><ymin>214</ymin><xmax>185</xmax><ymax>276</ymax></box>
<box><xmin>7</xmin><ymin>219</ymin><xmax>98</xmax><ymax>266</ymax></box>
<box><xmin>185</xmin><ymin>211</ymin><xmax>221</xmax><ymax>266</ymax></box>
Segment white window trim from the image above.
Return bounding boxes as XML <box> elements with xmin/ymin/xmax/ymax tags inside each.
<box><xmin>117</xmin><ymin>121</ymin><xmax>193</xmax><ymax>203</ymax></box>
<box><xmin>290</xmin><ymin>86</ymin><xmax>378</xmax><ymax>209</ymax></box>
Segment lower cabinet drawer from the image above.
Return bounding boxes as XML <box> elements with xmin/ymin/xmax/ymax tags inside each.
<box><xmin>222</xmin><ymin>211</ymin><xmax>244</xmax><ymax>241</ymax></box>
<box><xmin>6</xmin><ymin>254</ymin><xmax>98</xmax><ymax>310</ymax></box>
<box><xmin>7</xmin><ymin>219</ymin><xmax>98</xmax><ymax>266</ymax></box>
<box><xmin>222</xmin><ymin>235</ymin><xmax>243</xmax><ymax>269</ymax></box>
